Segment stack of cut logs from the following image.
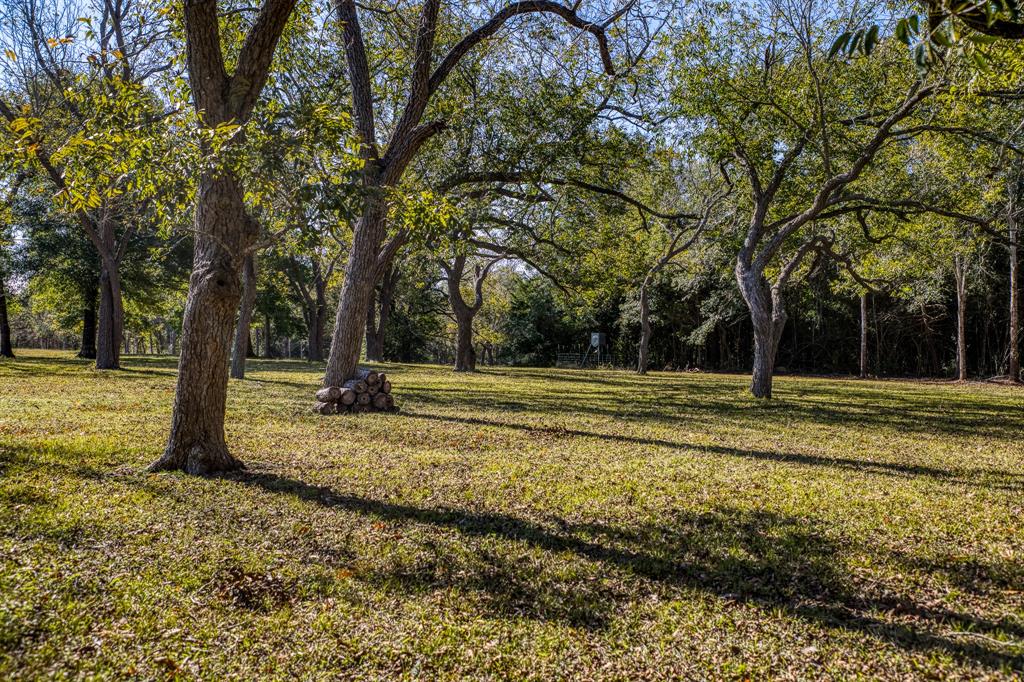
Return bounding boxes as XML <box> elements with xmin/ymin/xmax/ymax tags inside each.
<box><xmin>314</xmin><ymin>368</ymin><xmax>399</xmax><ymax>415</ymax></box>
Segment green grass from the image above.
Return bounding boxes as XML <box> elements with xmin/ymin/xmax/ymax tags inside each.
<box><xmin>1</xmin><ymin>349</ymin><xmax>1022</xmax><ymax>679</ymax></box>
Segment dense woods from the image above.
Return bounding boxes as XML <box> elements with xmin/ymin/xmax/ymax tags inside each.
<box><xmin>3</xmin><ymin>0</ymin><xmax>1024</xmax><ymax>466</ymax></box>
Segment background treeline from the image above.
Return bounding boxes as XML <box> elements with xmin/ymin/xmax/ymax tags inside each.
<box><xmin>5</xmin><ymin>220</ymin><xmax>1018</xmax><ymax>380</ymax></box>
<box><xmin>2</xmin><ymin>0</ymin><xmax>1023</xmax><ymax>403</ymax></box>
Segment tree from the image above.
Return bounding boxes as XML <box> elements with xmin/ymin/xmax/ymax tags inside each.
<box><xmin>0</xmin><ymin>0</ymin><xmax>186</xmax><ymax>369</ymax></box>
<box><xmin>441</xmin><ymin>248</ymin><xmax>503</xmax><ymax>371</ymax></box>
<box><xmin>150</xmin><ymin>0</ymin><xmax>298</xmax><ymax>474</ymax></box>
<box><xmin>671</xmin><ymin>0</ymin><xmax>976</xmax><ymax>397</ymax></box>
<box><xmin>365</xmin><ymin>262</ymin><xmax>399</xmax><ymax>362</ymax></box>
<box><xmin>0</xmin><ymin>174</ymin><xmax>21</xmax><ymax>358</ymax></box>
<box><xmin>322</xmin><ymin>0</ymin><xmax>623</xmax><ymax>388</ymax></box>
<box><xmin>0</xmin><ymin>225</ymin><xmax>12</xmax><ymax>358</ymax></box>
<box><xmin>230</xmin><ymin>254</ymin><xmax>258</xmax><ymax>378</ymax></box>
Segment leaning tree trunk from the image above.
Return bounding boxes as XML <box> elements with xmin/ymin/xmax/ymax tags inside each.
<box><xmin>0</xmin><ymin>275</ymin><xmax>13</xmax><ymax>359</ymax></box>
<box><xmin>637</xmin><ymin>280</ymin><xmax>653</xmax><ymax>375</ymax></box>
<box><xmin>1010</xmin><ymin>215</ymin><xmax>1020</xmax><ymax>382</ymax></box>
<box><xmin>859</xmin><ymin>292</ymin><xmax>868</xmax><ymax>379</ymax></box>
<box><xmin>230</xmin><ymin>253</ymin><xmax>257</xmax><ymax>379</ymax></box>
<box><xmin>453</xmin><ymin>310</ymin><xmax>477</xmax><ymax>372</ymax></box>
<box><xmin>150</xmin><ymin>175</ymin><xmax>254</xmax><ymax>474</ymax></box>
<box><xmin>95</xmin><ymin>256</ymin><xmax>124</xmax><ymax>370</ymax></box>
<box><xmin>954</xmin><ymin>255</ymin><xmax>968</xmax><ymax>382</ymax></box>
<box><xmin>325</xmin><ymin>205</ymin><xmax>387</xmax><ymax>386</ymax></box>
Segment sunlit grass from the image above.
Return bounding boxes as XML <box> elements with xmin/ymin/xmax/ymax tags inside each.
<box><xmin>1</xmin><ymin>349</ymin><xmax>1022</xmax><ymax>679</ymax></box>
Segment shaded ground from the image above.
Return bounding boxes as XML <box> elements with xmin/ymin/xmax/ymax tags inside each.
<box><xmin>0</xmin><ymin>350</ymin><xmax>1022</xmax><ymax>679</ymax></box>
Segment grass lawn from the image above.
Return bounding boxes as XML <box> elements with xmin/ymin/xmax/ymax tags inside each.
<box><xmin>0</xmin><ymin>350</ymin><xmax>1022</xmax><ymax>679</ymax></box>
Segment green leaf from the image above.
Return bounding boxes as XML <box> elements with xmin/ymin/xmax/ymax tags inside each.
<box><xmin>864</xmin><ymin>25</ymin><xmax>880</xmax><ymax>55</ymax></box>
<box><xmin>828</xmin><ymin>32</ymin><xmax>852</xmax><ymax>59</ymax></box>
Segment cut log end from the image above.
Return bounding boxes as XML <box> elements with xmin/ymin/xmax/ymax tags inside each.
<box><xmin>343</xmin><ymin>379</ymin><xmax>368</xmax><ymax>394</ymax></box>
<box><xmin>316</xmin><ymin>386</ymin><xmax>342</xmax><ymax>403</ymax></box>
<box><xmin>315</xmin><ymin>371</ymin><xmax>400</xmax><ymax>415</ymax></box>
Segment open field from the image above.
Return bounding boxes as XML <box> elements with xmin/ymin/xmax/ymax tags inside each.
<box><xmin>0</xmin><ymin>350</ymin><xmax>1022</xmax><ymax>679</ymax></box>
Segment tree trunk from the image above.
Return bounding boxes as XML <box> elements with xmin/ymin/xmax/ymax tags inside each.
<box><xmin>750</xmin><ymin>320</ymin><xmax>780</xmax><ymax>399</ymax></box>
<box><xmin>77</xmin><ymin>281</ymin><xmax>97</xmax><ymax>359</ymax></box>
<box><xmin>637</xmin><ymin>280</ymin><xmax>652</xmax><ymax>375</ymax></box>
<box><xmin>1010</xmin><ymin>214</ymin><xmax>1020</xmax><ymax>382</ymax></box>
<box><xmin>365</xmin><ymin>264</ymin><xmax>396</xmax><ymax>362</ymax></box>
<box><xmin>79</xmin><ymin>306</ymin><xmax>97</xmax><ymax>359</ymax></box>
<box><xmin>453</xmin><ymin>310</ymin><xmax>477</xmax><ymax>372</ymax></box>
<box><xmin>325</xmin><ymin>205</ymin><xmax>387</xmax><ymax>386</ymax></box>
<box><xmin>95</xmin><ymin>255</ymin><xmax>123</xmax><ymax>370</ymax></box>
<box><xmin>151</xmin><ymin>175</ymin><xmax>254</xmax><ymax>474</ymax></box>
<box><xmin>859</xmin><ymin>292</ymin><xmax>868</xmax><ymax>379</ymax></box>
<box><xmin>307</xmin><ymin>308</ymin><xmax>324</xmax><ymax>362</ymax></box>
<box><xmin>307</xmin><ymin>268</ymin><xmax>328</xmax><ymax>362</ymax></box>
<box><xmin>365</xmin><ymin>295</ymin><xmax>380</xmax><ymax>362</ymax></box>
<box><xmin>230</xmin><ymin>253</ymin><xmax>257</xmax><ymax>379</ymax></box>
<box><xmin>737</xmin><ymin>266</ymin><xmax>786</xmax><ymax>399</ymax></box>
<box><xmin>953</xmin><ymin>255</ymin><xmax>968</xmax><ymax>382</ymax></box>
<box><xmin>446</xmin><ymin>255</ymin><xmax>484</xmax><ymax>373</ymax></box>
<box><xmin>264</xmin><ymin>312</ymin><xmax>274</xmax><ymax>357</ymax></box>
<box><xmin>0</xmin><ymin>275</ymin><xmax>13</xmax><ymax>359</ymax></box>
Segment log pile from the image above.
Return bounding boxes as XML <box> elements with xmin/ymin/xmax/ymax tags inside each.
<box><xmin>313</xmin><ymin>368</ymin><xmax>399</xmax><ymax>415</ymax></box>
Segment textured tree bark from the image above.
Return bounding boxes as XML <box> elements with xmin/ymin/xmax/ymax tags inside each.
<box><xmin>453</xmin><ymin>310</ymin><xmax>477</xmax><ymax>372</ymax></box>
<box><xmin>152</xmin><ymin>176</ymin><xmax>254</xmax><ymax>474</ymax></box>
<box><xmin>953</xmin><ymin>255</ymin><xmax>968</xmax><ymax>382</ymax></box>
<box><xmin>859</xmin><ymin>292</ymin><xmax>868</xmax><ymax>379</ymax></box>
<box><xmin>737</xmin><ymin>267</ymin><xmax>786</xmax><ymax>399</ymax></box>
<box><xmin>0</xmin><ymin>275</ymin><xmax>13</xmax><ymax>358</ymax></box>
<box><xmin>750</xmin><ymin>323</ymin><xmax>777</xmax><ymax>399</ymax></box>
<box><xmin>230</xmin><ymin>253</ymin><xmax>257</xmax><ymax>379</ymax></box>
<box><xmin>324</xmin><ymin>204</ymin><xmax>387</xmax><ymax>385</ymax></box>
<box><xmin>95</xmin><ymin>255</ymin><xmax>123</xmax><ymax>370</ymax></box>
<box><xmin>151</xmin><ymin>0</ymin><xmax>297</xmax><ymax>474</ymax></box>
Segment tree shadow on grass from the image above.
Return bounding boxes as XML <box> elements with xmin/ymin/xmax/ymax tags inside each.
<box><xmin>399</xmin><ymin>376</ymin><xmax>1024</xmax><ymax>441</ymax></box>
<box><xmin>2</xmin><ymin>438</ymin><xmax>1021</xmax><ymax>671</ymax></box>
<box><xmin>402</xmin><ymin>412</ymin><xmax>1024</xmax><ymax>494</ymax></box>
<box><xmin>231</xmin><ymin>469</ymin><xmax>1024</xmax><ymax>671</ymax></box>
